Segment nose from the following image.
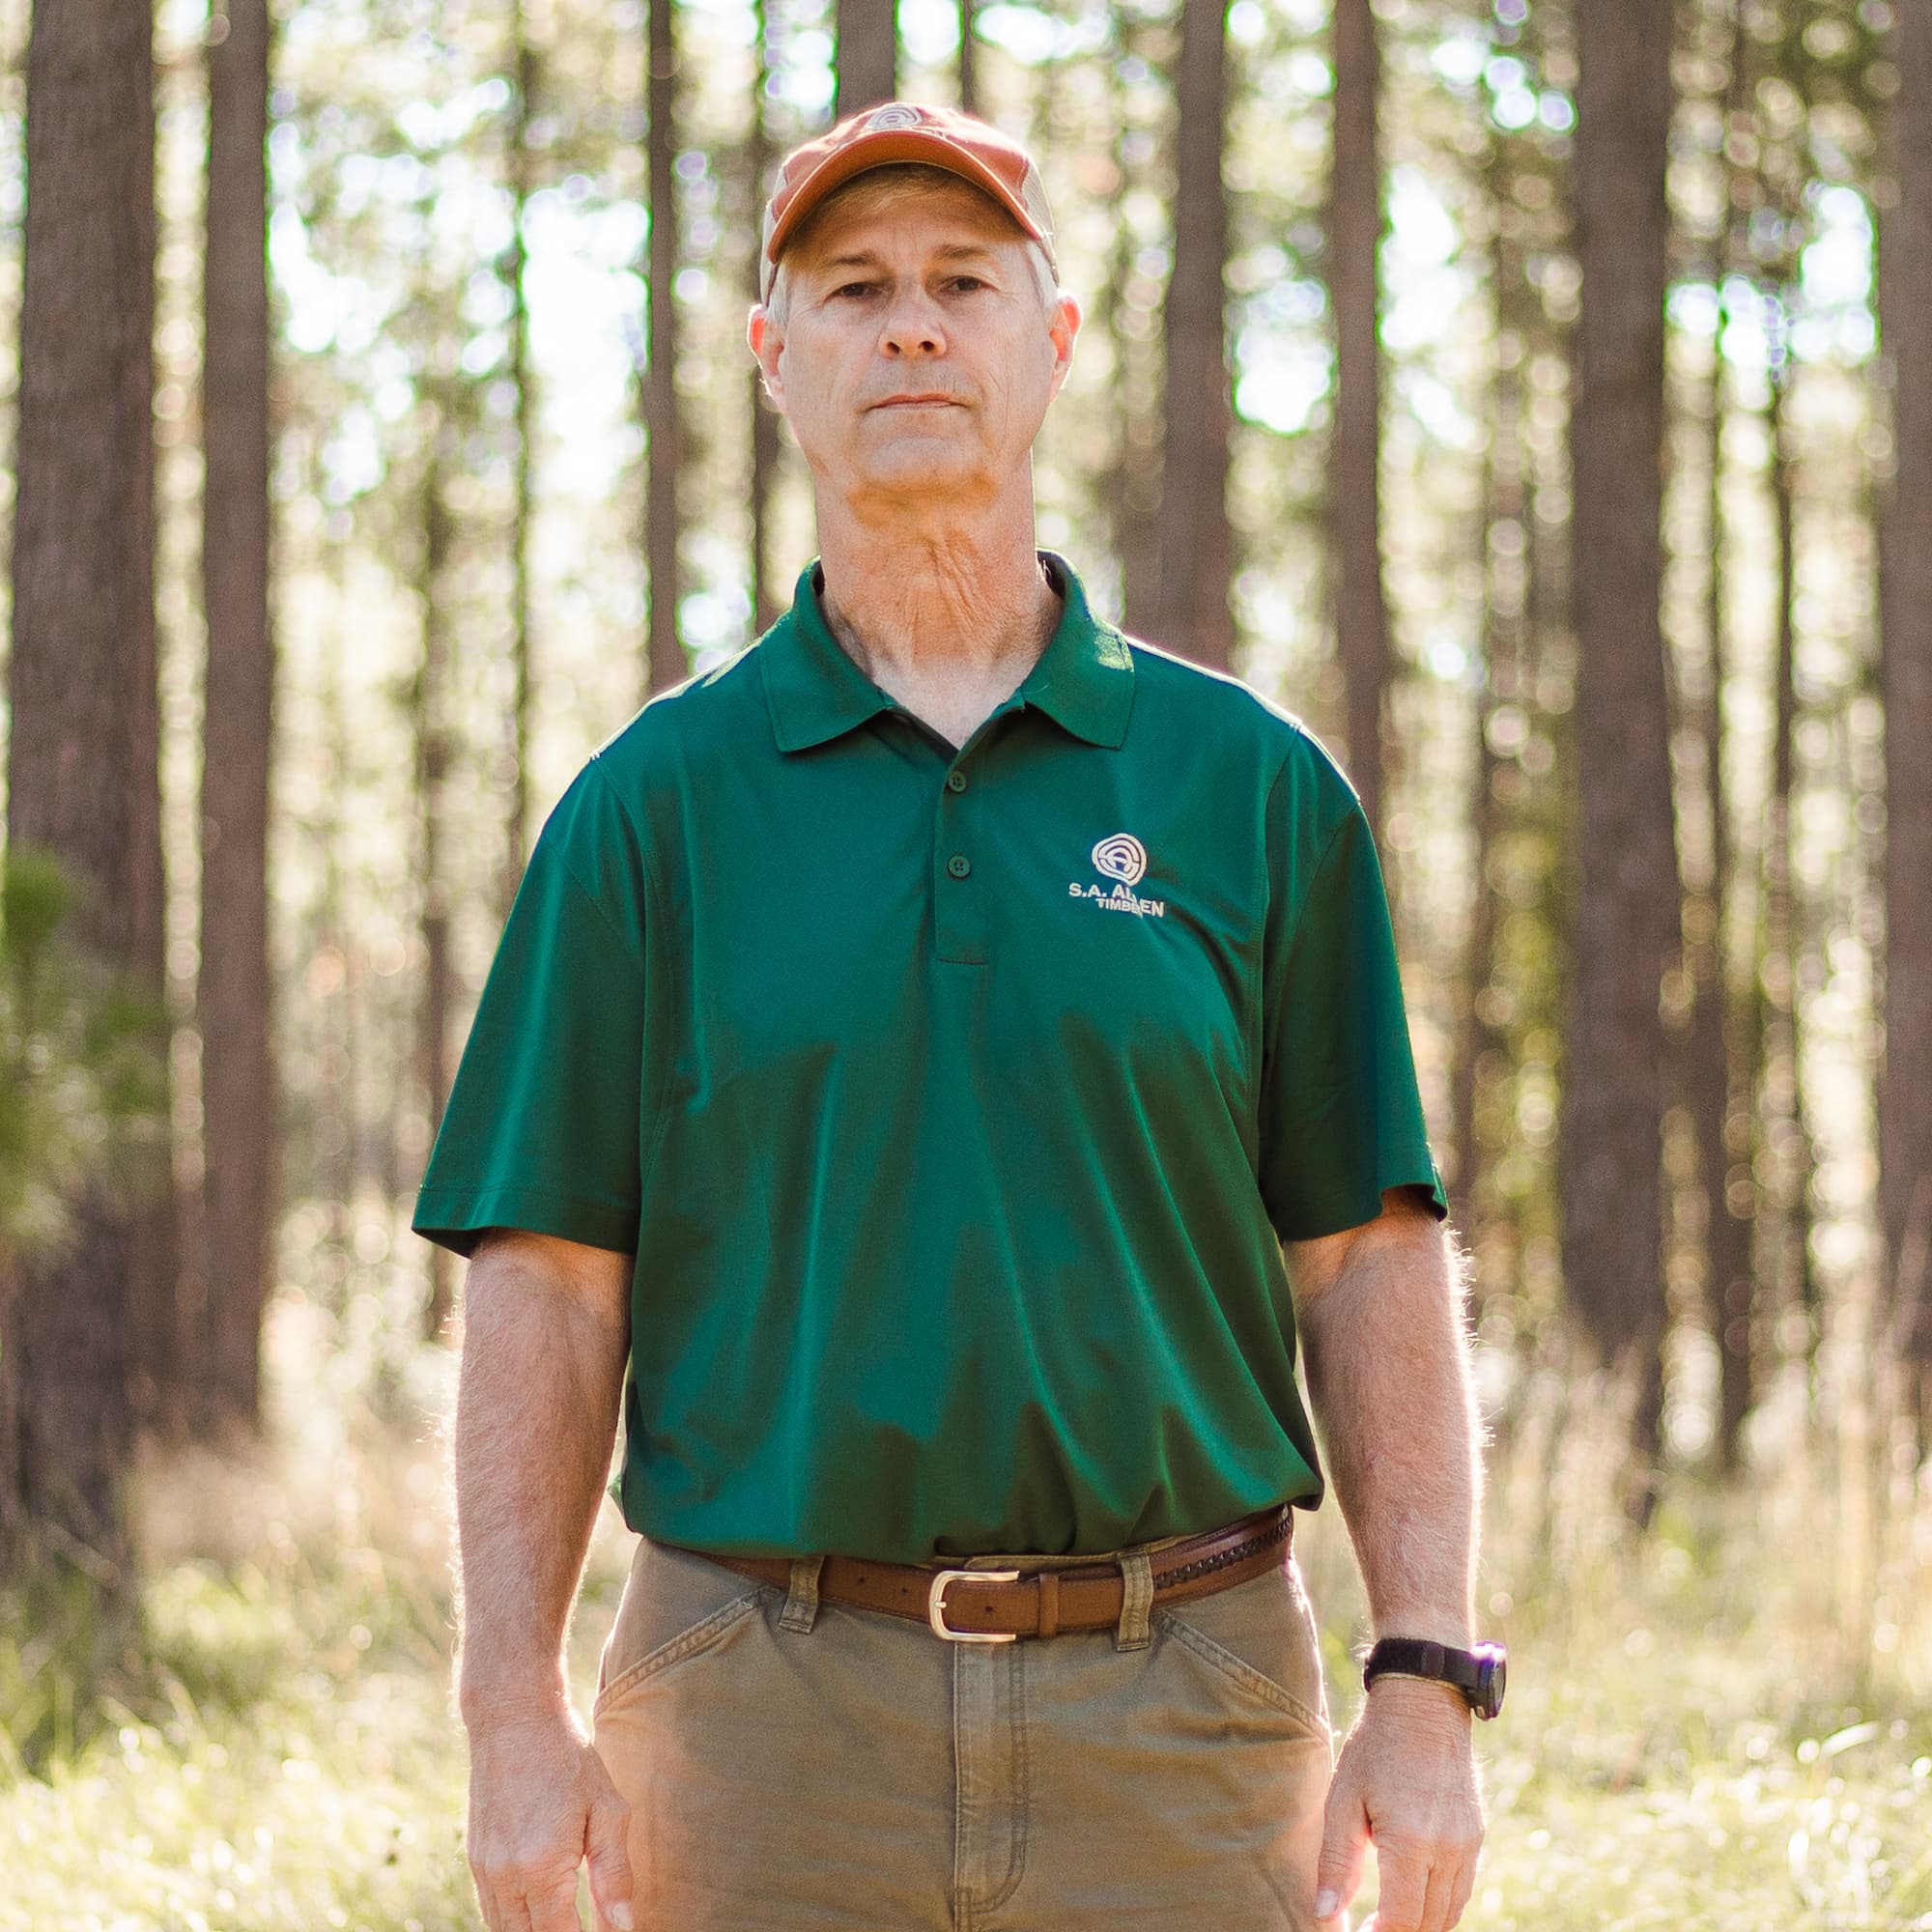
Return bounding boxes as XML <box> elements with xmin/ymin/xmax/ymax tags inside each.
<box><xmin>878</xmin><ymin>285</ymin><xmax>946</xmax><ymax>357</ymax></box>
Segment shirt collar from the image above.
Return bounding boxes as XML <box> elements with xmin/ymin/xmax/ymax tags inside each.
<box><xmin>761</xmin><ymin>549</ymin><xmax>1135</xmax><ymax>753</ymax></box>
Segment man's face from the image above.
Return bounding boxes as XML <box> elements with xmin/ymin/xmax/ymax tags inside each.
<box><xmin>749</xmin><ymin>180</ymin><xmax>1080</xmax><ymax>518</ymax></box>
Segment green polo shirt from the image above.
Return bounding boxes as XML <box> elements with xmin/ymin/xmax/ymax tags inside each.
<box><xmin>413</xmin><ymin>551</ymin><xmax>1446</xmax><ymax>1562</ymax></box>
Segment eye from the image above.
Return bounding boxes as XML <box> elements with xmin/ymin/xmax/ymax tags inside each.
<box><xmin>951</xmin><ymin>275</ymin><xmax>987</xmax><ymax>292</ymax></box>
<box><xmin>832</xmin><ymin>281</ymin><xmax>877</xmax><ymax>299</ymax></box>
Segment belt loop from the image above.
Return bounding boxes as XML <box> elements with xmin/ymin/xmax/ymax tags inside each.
<box><xmin>1036</xmin><ymin>1569</ymin><xmax>1060</xmax><ymax>1639</ymax></box>
<box><xmin>1114</xmin><ymin>1548</ymin><xmax>1154</xmax><ymax>1651</ymax></box>
<box><xmin>779</xmin><ymin>1553</ymin><xmax>826</xmax><ymax>1634</ymax></box>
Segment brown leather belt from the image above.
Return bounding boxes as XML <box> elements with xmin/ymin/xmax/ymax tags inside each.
<box><xmin>689</xmin><ymin>1501</ymin><xmax>1293</xmax><ymax>1643</ymax></box>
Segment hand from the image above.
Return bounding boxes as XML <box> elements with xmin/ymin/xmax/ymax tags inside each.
<box><xmin>1314</xmin><ymin>1677</ymin><xmax>1484</xmax><ymax>1932</ymax></box>
<box><xmin>465</xmin><ymin>1708</ymin><xmax>636</xmax><ymax>1932</ymax></box>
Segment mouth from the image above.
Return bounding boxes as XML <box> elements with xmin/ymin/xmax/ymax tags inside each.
<box><xmin>869</xmin><ymin>395</ymin><xmax>961</xmax><ymax>410</ymax></box>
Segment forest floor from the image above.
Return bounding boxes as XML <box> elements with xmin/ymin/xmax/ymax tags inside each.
<box><xmin>3</xmin><ymin>1290</ymin><xmax>1930</xmax><ymax>1931</ymax></box>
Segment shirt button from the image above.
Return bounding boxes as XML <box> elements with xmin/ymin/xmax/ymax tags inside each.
<box><xmin>946</xmin><ymin>771</ymin><xmax>968</xmax><ymax>793</ymax></box>
<box><xmin>946</xmin><ymin>853</ymin><xmax>972</xmax><ymax>879</ymax></box>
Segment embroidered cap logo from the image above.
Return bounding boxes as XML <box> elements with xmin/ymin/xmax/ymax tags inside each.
<box><xmin>1091</xmin><ymin>834</ymin><xmax>1148</xmax><ymax>888</ymax></box>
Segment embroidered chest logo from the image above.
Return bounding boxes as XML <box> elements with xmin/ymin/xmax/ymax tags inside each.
<box><xmin>1069</xmin><ymin>833</ymin><xmax>1166</xmax><ymax>919</ymax></box>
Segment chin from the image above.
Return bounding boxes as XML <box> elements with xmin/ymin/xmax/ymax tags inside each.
<box><xmin>859</xmin><ymin>447</ymin><xmax>987</xmax><ymax>497</ymax></box>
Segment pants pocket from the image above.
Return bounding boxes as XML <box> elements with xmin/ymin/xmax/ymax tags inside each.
<box><xmin>592</xmin><ymin>1538</ymin><xmax>778</xmax><ymax>1719</ymax></box>
<box><xmin>1151</xmin><ymin>1555</ymin><xmax>1331</xmax><ymax>1737</ymax></box>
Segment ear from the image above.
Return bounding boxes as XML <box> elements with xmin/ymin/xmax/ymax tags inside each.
<box><xmin>1045</xmin><ymin>292</ymin><xmax>1082</xmax><ymax>400</ymax></box>
<box><xmin>748</xmin><ymin>303</ymin><xmax>788</xmax><ymax>412</ymax></box>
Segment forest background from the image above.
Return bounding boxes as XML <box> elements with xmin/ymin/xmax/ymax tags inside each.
<box><xmin>1</xmin><ymin>0</ymin><xmax>1930</xmax><ymax>1925</ymax></box>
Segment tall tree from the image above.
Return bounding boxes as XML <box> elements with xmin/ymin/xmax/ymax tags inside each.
<box><xmin>1153</xmin><ymin>0</ymin><xmax>1232</xmax><ymax>670</ymax></box>
<box><xmin>1761</xmin><ymin>348</ymin><xmax>1821</xmax><ymax>1379</ymax></box>
<box><xmin>835</xmin><ymin>0</ymin><xmax>897</xmax><ymax>116</ymax></box>
<box><xmin>645</xmin><ymin>0</ymin><xmax>684</xmax><ymax>696</ymax></box>
<box><xmin>199</xmin><ymin>0</ymin><xmax>276</xmax><ymax>1433</ymax></box>
<box><xmin>1565</xmin><ymin>1</ymin><xmax>1682</xmax><ymax>1518</ymax></box>
<box><xmin>1684</xmin><ymin>5</ymin><xmax>1758</xmax><ymax>1474</ymax></box>
<box><xmin>957</xmin><ymin>0</ymin><xmax>979</xmax><ymax>115</ymax></box>
<box><xmin>418</xmin><ymin>420</ymin><xmax>456</xmax><ymax>1342</ymax></box>
<box><xmin>1327</xmin><ymin>0</ymin><xmax>1389</xmax><ymax>828</ymax></box>
<box><xmin>2</xmin><ymin>0</ymin><xmax>161</xmax><ymax>1593</ymax></box>
<box><xmin>748</xmin><ymin>0</ymin><xmax>781</xmax><ymax>636</ymax></box>
<box><xmin>1105</xmin><ymin>22</ymin><xmax>1160</xmax><ymax>640</ymax></box>
<box><xmin>1878</xmin><ymin>0</ymin><xmax>1932</xmax><ymax>1421</ymax></box>
<box><xmin>501</xmin><ymin>3</ymin><xmax>540</xmax><ymax>911</ymax></box>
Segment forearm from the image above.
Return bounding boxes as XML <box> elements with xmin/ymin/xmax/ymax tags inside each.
<box><xmin>1297</xmin><ymin>1221</ymin><xmax>1480</xmax><ymax>1647</ymax></box>
<box><xmin>453</xmin><ymin>1236</ymin><xmax>629</xmax><ymax>1730</ymax></box>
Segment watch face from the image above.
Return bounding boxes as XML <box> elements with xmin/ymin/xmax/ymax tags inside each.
<box><xmin>1474</xmin><ymin>1644</ymin><xmax>1506</xmax><ymax>1719</ymax></box>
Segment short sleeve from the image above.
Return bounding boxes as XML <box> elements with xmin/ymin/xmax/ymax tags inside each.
<box><xmin>1255</xmin><ymin>756</ymin><xmax>1448</xmax><ymax>1243</ymax></box>
<box><xmin>412</xmin><ymin>762</ymin><xmax>652</xmax><ymax>1259</ymax></box>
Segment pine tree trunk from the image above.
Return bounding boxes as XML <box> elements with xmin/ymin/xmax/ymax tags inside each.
<box><xmin>2</xmin><ymin>0</ymin><xmax>160</xmax><ymax>1594</ymax></box>
<box><xmin>1566</xmin><ymin>2</ymin><xmax>1681</xmax><ymax>1514</ymax></box>
<box><xmin>1106</xmin><ymin>25</ymin><xmax>1159</xmax><ymax>639</ymax></box>
<box><xmin>417</xmin><ymin>437</ymin><xmax>455</xmax><ymax>1342</ymax></box>
<box><xmin>502</xmin><ymin>9</ymin><xmax>538</xmax><ymax>916</ymax></box>
<box><xmin>1763</xmin><ymin>369</ymin><xmax>1821</xmax><ymax>1390</ymax></box>
<box><xmin>749</xmin><ymin>0</ymin><xmax>781</xmax><ymax>636</ymax></box>
<box><xmin>958</xmin><ymin>0</ymin><xmax>978</xmax><ymax>114</ymax></box>
<box><xmin>1694</xmin><ymin>273</ymin><xmax>1755</xmax><ymax>1474</ymax></box>
<box><xmin>1877</xmin><ymin>0</ymin><xmax>1932</xmax><ymax>1425</ymax></box>
<box><xmin>1152</xmin><ymin>0</ymin><xmax>1231</xmax><ymax>670</ymax></box>
<box><xmin>835</xmin><ymin>0</ymin><xmax>897</xmax><ymax>116</ymax></box>
<box><xmin>645</xmin><ymin>0</ymin><xmax>683</xmax><ymax>698</ymax></box>
<box><xmin>1452</xmin><ymin>147</ymin><xmax>1527</xmax><ymax>1234</ymax></box>
<box><xmin>1328</xmin><ymin>0</ymin><xmax>1389</xmax><ymax>831</ymax></box>
<box><xmin>199</xmin><ymin>0</ymin><xmax>275</xmax><ymax>1435</ymax></box>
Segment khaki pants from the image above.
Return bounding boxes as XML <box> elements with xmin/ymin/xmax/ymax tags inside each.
<box><xmin>589</xmin><ymin>1525</ymin><xmax>1337</xmax><ymax>1930</ymax></box>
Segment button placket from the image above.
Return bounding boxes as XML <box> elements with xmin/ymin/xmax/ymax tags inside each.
<box><xmin>934</xmin><ymin>757</ymin><xmax>988</xmax><ymax>965</ymax></box>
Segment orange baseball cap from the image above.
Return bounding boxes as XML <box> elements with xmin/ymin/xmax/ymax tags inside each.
<box><xmin>759</xmin><ymin>101</ymin><xmax>1056</xmax><ymax>302</ymax></box>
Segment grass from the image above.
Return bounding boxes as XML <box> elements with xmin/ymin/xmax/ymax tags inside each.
<box><xmin>3</xmin><ymin>1288</ymin><xmax>1930</xmax><ymax>1930</ymax></box>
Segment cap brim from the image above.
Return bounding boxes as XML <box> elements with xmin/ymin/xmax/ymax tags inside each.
<box><xmin>762</xmin><ymin>130</ymin><xmax>1051</xmax><ymax>298</ymax></box>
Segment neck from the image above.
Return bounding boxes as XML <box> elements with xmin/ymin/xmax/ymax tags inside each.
<box><xmin>811</xmin><ymin>489</ymin><xmax>1061</xmax><ymax>686</ymax></box>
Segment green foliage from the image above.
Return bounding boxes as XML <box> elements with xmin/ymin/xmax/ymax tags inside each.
<box><xmin>0</xmin><ymin>845</ymin><xmax>169</xmax><ymax>1274</ymax></box>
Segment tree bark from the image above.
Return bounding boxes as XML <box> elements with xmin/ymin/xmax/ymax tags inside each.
<box><xmin>1106</xmin><ymin>22</ymin><xmax>1159</xmax><ymax>640</ymax></box>
<box><xmin>1565</xmin><ymin>2</ymin><xmax>1681</xmax><ymax>1515</ymax></box>
<box><xmin>958</xmin><ymin>0</ymin><xmax>978</xmax><ymax>115</ymax></box>
<box><xmin>1153</xmin><ymin>0</ymin><xmax>1232</xmax><ymax>671</ymax></box>
<box><xmin>502</xmin><ymin>7</ymin><xmax>538</xmax><ymax>915</ymax></box>
<box><xmin>2</xmin><ymin>0</ymin><xmax>160</xmax><ymax>1594</ymax></box>
<box><xmin>1451</xmin><ymin>144</ymin><xmax>1528</xmax><ymax>1235</ymax></box>
<box><xmin>645</xmin><ymin>0</ymin><xmax>683</xmax><ymax>697</ymax></box>
<box><xmin>1877</xmin><ymin>0</ymin><xmax>1932</xmax><ymax>1423</ymax></box>
<box><xmin>835</xmin><ymin>0</ymin><xmax>897</xmax><ymax>117</ymax></box>
<box><xmin>1762</xmin><ymin>365</ymin><xmax>1821</xmax><ymax>1390</ymax></box>
<box><xmin>1328</xmin><ymin>0</ymin><xmax>1389</xmax><ymax>831</ymax></box>
<box><xmin>417</xmin><ymin>433</ymin><xmax>455</xmax><ymax>1342</ymax></box>
<box><xmin>199</xmin><ymin>0</ymin><xmax>275</xmax><ymax>1435</ymax></box>
<box><xmin>1692</xmin><ymin>276</ymin><xmax>1755</xmax><ymax>1475</ymax></box>
<box><xmin>749</xmin><ymin>0</ymin><xmax>781</xmax><ymax>636</ymax></box>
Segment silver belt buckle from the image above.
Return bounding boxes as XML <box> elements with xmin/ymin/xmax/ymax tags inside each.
<box><xmin>927</xmin><ymin>1567</ymin><xmax>1022</xmax><ymax>1642</ymax></box>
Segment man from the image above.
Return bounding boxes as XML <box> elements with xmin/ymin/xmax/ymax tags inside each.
<box><xmin>415</xmin><ymin>102</ymin><xmax>1495</xmax><ymax>1932</ymax></box>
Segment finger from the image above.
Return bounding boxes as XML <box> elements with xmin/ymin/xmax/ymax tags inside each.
<box><xmin>1313</xmin><ymin>1783</ymin><xmax>1369</xmax><ymax>1926</ymax></box>
<box><xmin>1417</xmin><ymin>1854</ymin><xmax>1459</xmax><ymax>1932</ymax></box>
<box><xmin>471</xmin><ymin>1859</ymin><xmax>529</xmax><ymax>1932</ymax></box>
<box><xmin>1363</xmin><ymin>1845</ymin><xmax>1430</xmax><ymax>1932</ymax></box>
<box><xmin>482</xmin><ymin>1889</ymin><xmax>536</xmax><ymax>1932</ymax></box>
<box><xmin>525</xmin><ymin>1874</ymin><xmax>586</xmax><ymax>1932</ymax></box>
<box><xmin>585</xmin><ymin>1795</ymin><xmax>638</xmax><ymax>1931</ymax></box>
<box><xmin>1442</xmin><ymin>1848</ymin><xmax>1479</xmax><ymax>1928</ymax></box>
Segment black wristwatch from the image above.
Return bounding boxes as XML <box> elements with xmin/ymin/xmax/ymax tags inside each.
<box><xmin>1362</xmin><ymin>1637</ymin><xmax>1506</xmax><ymax>1719</ymax></box>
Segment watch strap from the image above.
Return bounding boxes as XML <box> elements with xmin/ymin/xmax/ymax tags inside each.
<box><xmin>1363</xmin><ymin>1637</ymin><xmax>1481</xmax><ymax>1693</ymax></box>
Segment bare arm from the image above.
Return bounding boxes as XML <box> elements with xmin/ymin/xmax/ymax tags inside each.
<box><xmin>1289</xmin><ymin>1189</ymin><xmax>1480</xmax><ymax>1649</ymax></box>
<box><xmin>453</xmin><ymin>1228</ymin><xmax>637</xmax><ymax>1932</ymax></box>
<box><xmin>1286</xmin><ymin>1187</ymin><xmax>1485</xmax><ymax>1932</ymax></box>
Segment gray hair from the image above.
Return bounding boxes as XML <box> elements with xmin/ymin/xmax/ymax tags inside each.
<box><xmin>762</xmin><ymin>162</ymin><xmax>1060</xmax><ymax>328</ymax></box>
